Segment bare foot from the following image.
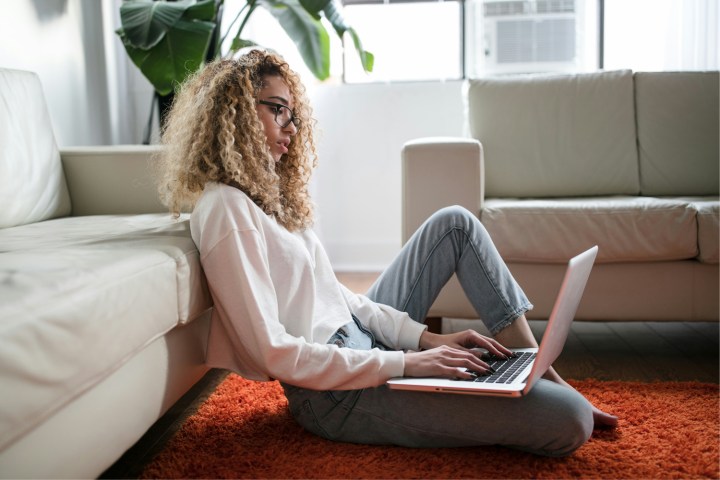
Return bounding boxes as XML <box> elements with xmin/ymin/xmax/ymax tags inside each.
<box><xmin>592</xmin><ymin>404</ymin><xmax>619</xmax><ymax>429</ymax></box>
<box><xmin>544</xmin><ymin>368</ymin><xmax>618</xmax><ymax>429</ymax></box>
<box><xmin>494</xmin><ymin>316</ymin><xmax>618</xmax><ymax>429</ymax></box>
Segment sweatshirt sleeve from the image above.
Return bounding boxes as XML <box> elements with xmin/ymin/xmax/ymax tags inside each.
<box><xmin>200</xmin><ymin>229</ymin><xmax>407</xmax><ymax>390</ymax></box>
<box><xmin>338</xmin><ymin>283</ymin><xmax>427</xmax><ymax>351</ymax></box>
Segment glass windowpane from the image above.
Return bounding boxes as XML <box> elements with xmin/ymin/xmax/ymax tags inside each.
<box><xmin>343</xmin><ymin>2</ymin><xmax>462</xmax><ymax>83</ymax></box>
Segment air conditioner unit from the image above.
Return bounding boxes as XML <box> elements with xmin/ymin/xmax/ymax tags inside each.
<box><xmin>479</xmin><ymin>0</ymin><xmax>582</xmax><ymax>74</ymax></box>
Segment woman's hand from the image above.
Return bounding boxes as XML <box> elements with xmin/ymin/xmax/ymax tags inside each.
<box><xmin>419</xmin><ymin>329</ymin><xmax>514</xmax><ymax>358</ymax></box>
<box><xmin>403</xmin><ymin>346</ymin><xmax>491</xmax><ymax>379</ymax></box>
<box><xmin>402</xmin><ymin>329</ymin><xmax>515</xmax><ymax>380</ymax></box>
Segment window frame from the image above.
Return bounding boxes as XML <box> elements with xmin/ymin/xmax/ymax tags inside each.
<box><xmin>340</xmin><ymin>0</ymin><xmax>601</xmax><ymax>83</ymax></box>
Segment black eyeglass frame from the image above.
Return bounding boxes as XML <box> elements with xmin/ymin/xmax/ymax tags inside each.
<box><xmin>258</xmin><ymin>100</ymin><xmax>301</xmax><ymax>129</ymax></box>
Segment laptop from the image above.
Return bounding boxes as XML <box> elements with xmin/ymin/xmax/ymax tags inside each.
<box><xmin>387</xmin><ymin>245</ymin><xmax>598</xmax><ymax>398</ymax></box>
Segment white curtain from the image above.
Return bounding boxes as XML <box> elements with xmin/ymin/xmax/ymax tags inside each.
<box><xmin>100</xmin><ymin>0</ymin><xmax>139</xmax><ymax>144</ymax></box>
<box><xmin>670</xmin><ymin>0</ymin><xmax>719</xmax><ymax>70</ymax></box>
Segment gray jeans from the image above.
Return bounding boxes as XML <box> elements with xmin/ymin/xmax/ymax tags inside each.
<box><xmin>282</xmin><ymin>206</ymin><xmax>593</xmax><ymax>456</ymax></box>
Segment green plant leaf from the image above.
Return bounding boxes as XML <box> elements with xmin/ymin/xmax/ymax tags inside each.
<box><xmin>230</xmin><ymin>38</ymin><xmax>259</xmax><ymax>54</ymax></box>
<box><xmin>316</xmin><ymin>0</ymin><xmax>345</xmax><ymax>37</ymax></box>
<box><xmin>259</xmin><ymin>0</ymin><xmax>331</xmax><ymax>80</ymax></box>
<box><xmin>119</xmin><ymin>17</ymin><xmax>216</xmax><ymax>95</ymax></box>
<box><xmin>120</xmin><ymin>0</ymin><xmax>216</xmax><ymax>49</ymax></box>
<box><xmin>118</xmin><ymin>0</ymin><xmax>369</xmax><ymax>91</ymax></box>
<box><xmin>346</xmin><ymin>27</ymin><xmax>374</xmax><ymax>73</ymax></box>
<box><xmin>297</xmin><ymin>0</ymin><xmax>329</xmax><ymax>19</ymax></box>
<box><xmin>320</xmin><ymin>0</ymin><xmax>373</xmax><ymax>73</ymax></box>
<box><xmin>184</xmin><ymin>0</ymin><xmax>217</xmax><ymax>21</ymax></box>
<box><xmin>120</xmin><ymin>0</ymin><xmax>190</xmax><ymax>49</ymax></box>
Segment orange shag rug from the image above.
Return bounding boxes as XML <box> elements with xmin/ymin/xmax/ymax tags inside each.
<box><xmin>141</xmin><ymin>375</ymin><xmax>719</xmax><ymax>479</ymax></box>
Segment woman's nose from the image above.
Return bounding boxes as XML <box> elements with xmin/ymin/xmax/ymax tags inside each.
<box><xmin>284</xmin><ymin>121</ymin><xmax>298</xmax><ymax>136</ymax></box>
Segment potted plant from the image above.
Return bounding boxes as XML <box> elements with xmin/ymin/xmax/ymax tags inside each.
<box><xmin>116</xmin><ymin>0</ymin><xmax>373</xmax><ymax>142</ymax></box>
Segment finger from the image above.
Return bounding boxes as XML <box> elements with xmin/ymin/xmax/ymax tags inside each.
<box><xmin>464</xmin><ymin>338</ymin><xmax>505</xmax><ymax>359</ymax></box>
<box><xmin>447</xmin><ymin>350</ymin><xmax>494</xmax><ymax>374</ymax></box>
<box><xmin>489</xmin><ymin>338</ymin><xmax>516</xmax><ymax>357</ymax></box>
<box><xmin>459</xmin><ymin>331</ymin><xmax>512</xmax><ymax>358</ymax></box>
<box><xmin>432</xmin><ymin>346</ymin><xmax>488</xmax><ymax>372</ymax></box>
<box><xmin>441</xmin><ymin>363</ymin><xmax>489</xmax><ymax>380</ymax></box>
<box><xmin>459</xmin><ymin>330</ymin><xmax>492</xmax><ymax>349</ymax></box>
<box><xmin>448</xmin><ymin>367</ymin><xmax>476</xmax><ymax>380</ymax></box>
<box><xmin>477</xmin><ymin>337</ymin><xmax>514</xmax><ymax>358</ymax></box>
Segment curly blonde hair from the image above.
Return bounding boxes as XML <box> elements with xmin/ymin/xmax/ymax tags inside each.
<box><xmin>157</xmin><ymin>50</ymin><xmax>317</xmax><ymax>231</ymax></box>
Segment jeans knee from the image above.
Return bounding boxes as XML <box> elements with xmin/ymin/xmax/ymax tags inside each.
<box><xmin>428</xmin><ymin>205</ymin><xmax>480</xmax><ymax>234</ymax></box>
<box><xmin>434</xmin><ymin>205</ymin><xmax>473</xmax><ymax>221</ymax></box>
<box><xmin>523</xmin><ymin>381</ymin><xmax>594</xmax><ymax>457</ymax></box>
<box><xmin>549</xmin><ymin>395</ymin><xmax>594</xmax><ymax>457</ymax></box>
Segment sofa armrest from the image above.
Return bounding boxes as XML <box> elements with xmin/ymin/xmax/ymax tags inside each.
<box><xmin>402</xmin><ymin>137</ymin><xmax>484</xmax><ymax>243</ymax></box>
<box><xmin>61</xmin><ymin>145</ymin><xmax>167</xmax><ymax>216</ymax></box>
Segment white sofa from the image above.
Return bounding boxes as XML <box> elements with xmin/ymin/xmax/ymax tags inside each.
<box><xmin>0</xmin><ymin>69</ymin><xmax>213</xmax><ymax>478</ymax></box>
<box><xmin>403</xmin><ymin>70</ymin><xmax>718</xmax><ymax>326</ymax></box>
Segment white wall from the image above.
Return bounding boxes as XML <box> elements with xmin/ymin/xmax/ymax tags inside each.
<box><xmin>310</xmin><ymin>81</ymin><xmax>466</xmax><ymax>271</ymax></box>
<box><xmin>0</xmin><ymin>0</ymin><xmax>126</xmax><ymax>146</ymax></box>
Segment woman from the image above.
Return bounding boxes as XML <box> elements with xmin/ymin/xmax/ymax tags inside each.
<box><xmin>158</xmin><ymin>50</ymin><xmax>616</xmax><ymax>457</ymax></box>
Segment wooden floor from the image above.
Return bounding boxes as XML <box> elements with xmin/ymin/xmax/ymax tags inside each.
<box><xmin>101</xmin><ymin>272</ymin><xmax>719</xmax><ymax>478</ymax></box>
<box><xmin>531</xmin><ymin>319</ymin><xmax>717</xmax><ymax>382</ymax></box>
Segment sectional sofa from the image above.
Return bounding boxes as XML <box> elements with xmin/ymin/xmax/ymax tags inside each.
<box><xmin>403</xmin><ymin>70</ymin><xmax>719</xmax><ymax>326</ymax></box>
<box><xmin>0</xmin><ymin>69</ymin><xmax>213</xmax><ymax>477</ymax></box>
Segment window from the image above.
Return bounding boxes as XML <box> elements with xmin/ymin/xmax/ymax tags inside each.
<box><xmin>229</xmin><ymin>0</ymin><xmax>717</xmax><ymax>84</ymax></box>
<box><xmin>342</xmin><ymin>0</ymin><xmax>716</xmax><ymax>83</ymax></box>
<box><xmin>603</xmin><ymin>0</ymin><xmax>719</xmax><ymax>71</ymax></box>
<box><xmin>342</xmin><ymin>0</ymin><xmax>463</xmax><ymax>83</ymax></box>
<box><xmin>343</xmin><ymin>0</ymin><xmax>598</xmax><ymax>82</ymax></box>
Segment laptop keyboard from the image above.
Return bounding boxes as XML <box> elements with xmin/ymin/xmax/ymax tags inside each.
<box><xmin>465</xmin><ymin>352</ymin><xmax>536</xmax><ymax>384</ymax></box>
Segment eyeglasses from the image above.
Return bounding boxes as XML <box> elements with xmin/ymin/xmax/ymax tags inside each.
<box><xmin>258</xmin><ymin>100</ymin><xmax>301</xmax><ymax>129</ymax></box>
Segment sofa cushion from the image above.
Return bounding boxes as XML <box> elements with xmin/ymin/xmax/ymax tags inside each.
<box><xmin>481</xmin><ymin>196</ymin><xmax>698</xmax><ymax>263</ymax></box>
<box><xmin>0</xmin><ymin>214</ymin><xmax>211</xmax><ymax>452</ymax></box>
<box><xmin>0</xmin><ymin>214</ymin><xmax>210</xmax><ymax>323</ymax></box>
<box><xmin>0</xmin><ymin>248</ymin><xmax>178</xmax><ymax>452</ymax></box>
<box><xmin>0</xmin><ymin>69</ymin><xmax>71</xmax><ymax>228</ymax></box>
<box><xmin>467</xmin><ymin>70</ymin><xmax>639</xmax><ymax>198</ymax></box>
<box><xmin>635</xmin><ymin>72</ymin><xmax>719</xmax><ymax>196</ymax></box>
<box><xmin>678</xmin><ymin>197</ymin><xmax>719</xmax><ymax>264</ymax></box>
<box><xmin>695</xmin><ymin>200</ymin><xmax>719</xmax><ymax>264</ymax></box>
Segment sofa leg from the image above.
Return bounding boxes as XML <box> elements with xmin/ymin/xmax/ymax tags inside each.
<box><xmin>425</xmin><ymin>317</ymin><xmax>442</xmax><ymax>334</ymax></box>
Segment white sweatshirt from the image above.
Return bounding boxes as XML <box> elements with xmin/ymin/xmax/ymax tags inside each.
<box><xmin>190</xmin><ymin>183</ymin><xmax>427</xmax><ymax>390</ymax></box>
